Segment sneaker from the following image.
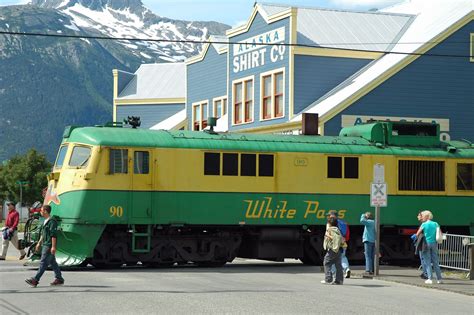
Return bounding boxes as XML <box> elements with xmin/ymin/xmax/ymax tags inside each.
<box><xmin>320</xmin><ymin>280</ymin><xmax>332</xmax><ymax>284</ymax></box>
<box><xmin>0</xmin><ymin>257</ymin><xmax>5</xmax><ymax>261</ymax></box>
<box><xmin>19</xmin><ymin>254</ymin><xmax>26</xmax><ymax>260</ymax></box>
<box><xmin>420</xmin><ymin>273</ymin><xmax>428</xmax><ymax>279</ymax></box>
<box><xmin>50</xmin><ymin>278</ymin><xmax>65</xmax><ymax>286</ymax></box>
<box><xmin>25</xmin><ymin>278</ymin><xmax>38</xmax><ymax>287</ymax></box>
<box><xmin>437</xmin><ymin>280</ymin><xmax>443</xmax><ymax>284</ymax></box>
<box><xmin>424</xmin><ymin>279</ymin><xmax>433</xmax><ymax>284</ymax></box>
<box><xmin>345</xmin><ymin>269</ymin><xmax>351</xmax><ymax>279</ymax></box>
<box><xmin>332</xmin><ymin>281</ymin><xmax>343</xmax><ymax>285</ymax></box>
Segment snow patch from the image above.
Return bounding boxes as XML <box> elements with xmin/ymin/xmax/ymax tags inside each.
<box><xmin>140</xmin><ymin>52</ymin><xmax>152</xmax><ymax>59</ymax></box>
<box><xmin>64</xmin><ymin>21</ymin><xmax>80</xmax><ymax>31</ymax></box>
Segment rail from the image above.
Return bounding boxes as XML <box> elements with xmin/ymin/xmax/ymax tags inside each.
<box><xmin>437</xmin><ymin>233</ymin><xmax>474</xmax><ymax>279</ymax></box>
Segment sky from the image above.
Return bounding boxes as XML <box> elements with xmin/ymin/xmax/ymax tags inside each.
<box><xmin>0</xmin><ymin>0</ymin><xmax>404</xmax><ymax>25</ymax></box>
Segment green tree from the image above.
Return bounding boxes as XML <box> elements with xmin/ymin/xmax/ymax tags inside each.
<box><xmin>0</xmin><ymin>149</ymin><xmax>52</xmax><ymax>205</ymax></box>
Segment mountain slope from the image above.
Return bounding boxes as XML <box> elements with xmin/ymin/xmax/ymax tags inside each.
<box><xmin>0</xmin><ymin>1</ymin><xmax>230</xmax><ymax>162</ymax></box>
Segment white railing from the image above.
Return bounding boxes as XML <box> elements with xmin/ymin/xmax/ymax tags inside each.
<box><xmin>438</xmin><ymin>233</ymin><xmax>473</xmax><ymax>272</ymax></box>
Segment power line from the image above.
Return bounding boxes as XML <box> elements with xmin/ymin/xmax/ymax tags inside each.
<box><xmin>0</xmin><ymin>30</ymin><xmax>471</xmax><ymax>58</ymax></box>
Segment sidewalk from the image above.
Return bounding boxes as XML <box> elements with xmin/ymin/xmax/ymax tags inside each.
<box><xmin>352</xmin><ymin>266</ymin><xmax>473</xmax><ymax>296</ymax></box>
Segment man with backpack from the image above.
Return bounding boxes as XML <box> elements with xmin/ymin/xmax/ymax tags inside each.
<box><xmin>328</xmin><ymin>211</ymin><xmax>351</xmax><ymax>278</ymax></box>
<box><xmin>321</xmin><ymin>216</ymin><xmax>344</xmax><ymax>285</ymax></box>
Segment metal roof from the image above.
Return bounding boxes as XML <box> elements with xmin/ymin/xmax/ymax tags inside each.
<box><xmin>65</xmin><ymin>126</ymin><xmax>473</xmax><ymax>158</ymax></box>
<box><xmin>117</xmin><ymin>63</ymin><xmax>186</xmax><ymax>100</ymax></box>
<box><xmin>292</xmin><ymin>0</ymin><xmax>473</xmax><ymax>121</ymax></box>
<box><xmin>258</xmin><ymin>2</ymin><xmax>415</xmax><ymax>51</ymax></box>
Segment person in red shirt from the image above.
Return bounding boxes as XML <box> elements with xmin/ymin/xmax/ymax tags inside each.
<box><xmin>1</xmin><ymin>202</ymin><xmax>26</xmax><ymax>260</ymax></box>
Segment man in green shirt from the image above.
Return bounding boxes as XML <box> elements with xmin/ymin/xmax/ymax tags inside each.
<box><xmin>25</xmin><ymin>205</ymin><xmax>65</xmax><ymax>287</ymax></box>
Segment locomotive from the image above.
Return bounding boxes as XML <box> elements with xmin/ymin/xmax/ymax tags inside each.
<box><xmin>23</xmin><ymin>120</ymin><xmax>474</xmax><ymax>267</ymax></box>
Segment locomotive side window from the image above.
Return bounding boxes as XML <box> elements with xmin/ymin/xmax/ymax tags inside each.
<box><xmin>69</xmin><ymin>146</ymin><xmax>91</xmax><ymax>168</ymax></box>
<box><xmin>327</xmin><ymin>157</ymin><xmax>342</xmax><ymax>178</ymax></box>
<box><xmin>241</xmin><ymin>154</ymin><xmax>257</xmax><ymax>176</ymax></box>
<box><xmin>259</xmin><ymin>154</ymin><xmax>274</xmax><ymax>177</ymax></box>
<box><xmin>204</xmin><ymin>152</ymin><xmax>220</xmax><ymax>175</ymax></box>
<box><xmin>110</xmin><ymin>149</ymin><xmax>128</xmax><ymax>174</ymax></box>
<box><xmin>399</xmin><ymin>160</ymin><xmax>445</xmax><ymax>191</ymax></box>
<box><xmin>223</xmin><ymin>153</ymin><xmax>238</xmax><ymax>176</ymax></box>
<box><xmin>54</xmin><ymin>145</ymin><xmax>68</xmax><ymax>169</ymax></box>
<box><xmin>328</xmin><ymin>156</ymin><xmax>359</xmax><ymax>179</ymax></box>
<box><xmin>457</xmin><ymin>163</ymin><xmax>473</xmax><ymax>190</ymax></box>
<box><xmin>344</xmin><ymin>157</ymin><xmax>359</xmax><ymax>179</ymax></box>
<box><xmin>134</xmin><ymin>151</ymin><xmax>149</xmax><ymax>174</ymax></box>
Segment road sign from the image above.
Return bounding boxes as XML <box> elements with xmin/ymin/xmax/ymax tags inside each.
<box><xmin>373</xmin><ymin>164</ymin><xmax>385</xmax><ymax>183</ymax></box>
<box><xmin>371</xmin><ymin>183</ymin><xmax>387</xmax><ymax>207</ymax></box>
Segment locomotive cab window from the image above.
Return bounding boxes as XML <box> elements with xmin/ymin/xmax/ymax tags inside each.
<box><xmin>399</xmin><ymin>160</ymin><xmax>445</xmax><ymax>191</ymax></box>
<box><xmin>457</xmin><ymin>163</ymin><xmax>473</xmax><ymax>190</ymax></box>
<box><xmin>204</xmin><ymin>152</ymin><xmax>220</xmax><ymax>175</ymax></box>
<box><xmin>327</xmin><ymin>156</ymin><xmax>359</xmax><ymax>179</ymax></box>
<box><xmin>134</xmin><ymin>151</ymin><xmax>149</xmax><ymax>174</ymax></box>
<box><xmin>69</xmin><ymin>146</ymin><xmax>91</xmax><ymax>168</ymax></box>
<box><xmin>54</xmin><ymin>145</ymin><xmax>68</xmax><ymax>169</ymax></box>
<box><xmin>110</xmin><ymin>149</ymin><xmax>128</xmax><ymax>174</ymax></box>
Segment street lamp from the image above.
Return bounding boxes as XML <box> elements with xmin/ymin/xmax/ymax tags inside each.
<box><xmin>16</xmin><ymin>180</ymin><xmax>29</xmax><ymax>221</ymax></box>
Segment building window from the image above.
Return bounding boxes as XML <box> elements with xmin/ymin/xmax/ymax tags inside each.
<box><xmin>110</xmin><ymin>149</ymin><xmax>128</xmax><ymax>174</ymax></box>
<box><xmin>470</xmin><ymin>33</ymin><xmax>474</xmax><ymax>62</ymax></box>
<box><xmin>213</xmin><ymin>96</ymin><xmax>227</xmax><ymax>118</ymax></box>
<box><xmin>457</xmin><ymin>163</ymin><xmax>473</xmax><ymax>190</ymax></box>
<box><xmin>261</xmin><ymin>69</ymin><xmax>284</xmax><ymax>120</ymax></box>
<box><xmin>192</xmin><ymin>101</ymin><xmax>208</xmax><ymax>131</ymax></box>
<box><xmin>327</xmin><ymin>156</ymin><xmax>359</xmax><ymax>179</ymax></box>
<box><xmin>399</xmin><ymin>160</ymin><xmax>445</xmax><ymax>191</ymax></box>
<box><xmin>134</xmin><ymin>151</ymin><xmax>149</xmax><ymax>174</ymax></box>
<box><xmin>233</xmin><ymin>77</ymin><xmax>253</xmax><ymax>124</ymax></box>
<box><xmin>204</xmin><ymin>152</ymin><xmax>220</xmax><ymax>175</ymax></box>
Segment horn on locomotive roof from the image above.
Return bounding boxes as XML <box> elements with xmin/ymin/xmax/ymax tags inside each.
<box><xmin>124</xmin><ymin>116</ymin><xmax>141</xmax><ymax>129</ymax></box>
<box><xmin>205</xmin><ymin>117</ymin><xmax>218</xmax><ymax>135</ymax></box>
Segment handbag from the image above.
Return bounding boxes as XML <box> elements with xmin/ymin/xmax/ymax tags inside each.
<box><xmin>436</xmin><ymin>226</ymin><xmax>444</xmax><ymax>244</ymax></box>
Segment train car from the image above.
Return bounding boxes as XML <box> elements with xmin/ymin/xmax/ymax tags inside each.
<box><xmin>25</xmin><ymin>121</ymin><xmax>474</xmax><ymax>267</ymax></box>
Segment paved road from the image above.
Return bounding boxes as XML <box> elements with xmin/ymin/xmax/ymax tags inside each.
<box><xmin>1</xmin><ymin>258</ymin><xmax>473</xmax><ymax>315</ymax></box>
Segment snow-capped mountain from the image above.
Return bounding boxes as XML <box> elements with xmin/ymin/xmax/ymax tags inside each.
<box><xmin>31</xmin><ymin>0</ymin><xmax>230</xmax><ymax>62</ymax></box>
<box><xmin>0</xmin><ymin>1</ymin><xmax>229</xmax><ymax>162</ymax></box>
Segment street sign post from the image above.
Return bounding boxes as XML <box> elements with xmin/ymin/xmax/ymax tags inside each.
<box><xmin>371</xmin><ymin>164</ymin><xmax>387</xmax><ymax>276</ymax></box>
<box><xmin>16</xmin><ymin>180</ymin><xmax>29</xmax><ymax>222</ymax></box>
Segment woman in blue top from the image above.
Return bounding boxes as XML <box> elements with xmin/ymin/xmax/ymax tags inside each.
<box><xmin>416</xmin><ymin>210</ymin><xmax>443</xmax><ymax>284</ymax></box>
<box><xmin>360</xmin><ymin>212</ymin><xmax>375</xmax><ymax>274</ymax></box>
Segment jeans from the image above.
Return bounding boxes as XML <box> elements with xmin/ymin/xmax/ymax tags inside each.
<box><xmin>421</xmin><ymin>243</ymin><xmax>442</xmax><ymax>280</ymax></box>
<box><xmin>35</xmin><ymin>246</ymin><xmax>63</xmax><ymax>282</ymax></box>
<box><xmin>331</xmin><ymin>248</ymin><xmax>349</xmax><ymax>274</ymax></box>
<box><xmin>364</xmin><ymin>242</ymin><xmax>375</xmax><ymax>272</ymax></box>
<box><xmin>324</xmin><ymin>249</ymin><xmax>343</xmax><ymax>284</ymax></box>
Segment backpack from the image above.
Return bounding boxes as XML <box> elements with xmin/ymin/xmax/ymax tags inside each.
<box><xmin>338</xmin><ymin>220</ymin><xmax>350</xmax><ymax>241</ymax></box>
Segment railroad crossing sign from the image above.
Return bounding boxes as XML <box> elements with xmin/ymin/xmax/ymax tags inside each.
<box><xmin>371</xmin><ymin>183</ymin><xmax>387</xmax><ymax>207</ymax></box>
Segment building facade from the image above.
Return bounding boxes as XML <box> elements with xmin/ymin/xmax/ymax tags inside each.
<box><xmin>114</xmin><ymin>1</ymin><xmax>474</xmax><ymax>141</ymax></box>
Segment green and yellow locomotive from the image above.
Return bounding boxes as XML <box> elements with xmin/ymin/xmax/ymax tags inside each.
<box><xmin>25</xmin><ymin>121</ymin><xmax>474</xmax><ymax>267</ymax></box>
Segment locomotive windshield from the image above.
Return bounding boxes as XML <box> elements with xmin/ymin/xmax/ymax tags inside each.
<box><xmin>69</xmin><ymin>146</ymin><xmax>92</xmax><ymax>168</ymax></box>
<box><xmin>54</xmin><ymin>145</ymin><xmax>68</xmax><ymax>169</ymax></box>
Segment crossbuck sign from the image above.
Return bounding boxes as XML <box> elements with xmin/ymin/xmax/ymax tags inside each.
<box><xmin>370</xmin><ymin>183</ymin><xmax>387</xmax><ymax>207</ymax></box>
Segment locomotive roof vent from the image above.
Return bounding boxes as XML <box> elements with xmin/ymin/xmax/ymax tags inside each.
<box><xmin>204</xmin><ymin>117</ymin><xmax>218</xmax><ymax>135</ymax></box>
<box><xmin>339</xmin><ymin>121</ymin><xmax>440</xmax><ymax>147</ymax></box>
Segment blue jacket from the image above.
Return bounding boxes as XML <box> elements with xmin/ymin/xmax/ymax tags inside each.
<box><xmin>360</xmin><ymin>214</ymin><xmax>375</xmax><ymax>243</ymax></box>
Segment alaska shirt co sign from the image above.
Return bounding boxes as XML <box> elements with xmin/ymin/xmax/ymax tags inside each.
<box><xmin>233</xmin><ymin>27</ymin><xmax>286</xmax><ymax>73</ymax></box>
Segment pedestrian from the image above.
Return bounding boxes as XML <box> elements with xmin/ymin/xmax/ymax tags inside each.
<box><xmin>416</xmin><ymin>210</ymin><xmax>443</xmax><ymax>284</ymax></box>
<box><xmin>25</xmin><ymin>205</ymin><xmax>65</xmax><ymax>287</ymax></box>
<box><xmin>0</xmin><ymin>202</ymin><xmax>26</xmax><ymax>261</ymax></box>
<box><xmin>321</xmin><ymin>216</ymin><xmax>344</xmax><ymax>285</ymax></box>
<box><xmin>412</xmin><ymin>211</ymin><xmax>428</xmax><ymax>279</ymax></box>
<box><xmin>327</xmin><ymin>211</ymin><xmax>351</xmax><ymax>278</ymax></box>
<box><xmin>360</xmin><ymin>212</ymin><xmax>375</xmax><ymax>275</ymax></box>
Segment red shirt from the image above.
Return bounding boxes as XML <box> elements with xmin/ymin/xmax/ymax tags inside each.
<box><xmin>6</xmin><ymin>210</ymin><xmax>20</xmax><ymax>229</ymax></box>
